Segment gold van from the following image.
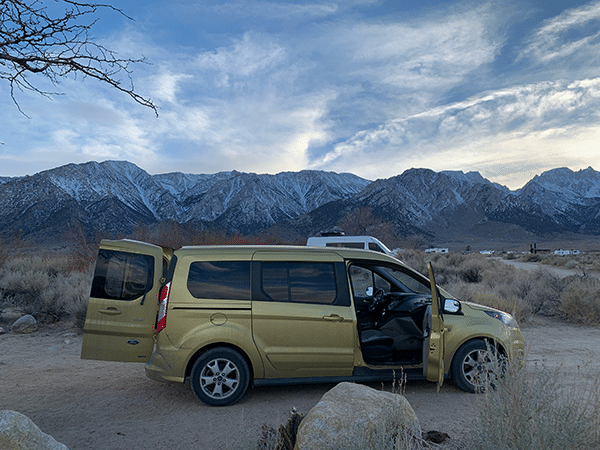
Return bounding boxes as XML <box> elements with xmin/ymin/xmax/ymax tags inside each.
<box><xmin>81</xmin><ymin>239</ymin><xmax>524</xmax><ymax>406</ymax></box>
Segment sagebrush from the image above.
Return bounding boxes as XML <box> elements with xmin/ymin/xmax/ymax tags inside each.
<box><xmin>466</xmin><ymin>359</ymin><xmax>600</xmax><ymax>450</ymax></box>
<box><xmin>0</xmin><ymin>253</ymin><xmax>93</xmax><ymax>327</ymax></box>
<box><xmin>396</xmin><ymin>250</ymin><xmax>600</xmax><ymax>325</ymax></box>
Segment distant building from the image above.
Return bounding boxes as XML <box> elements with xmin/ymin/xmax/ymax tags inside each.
<box><xmin>480</xmin><ymin>250</ymin><xmax>494</xmax><ymax>255</ymax></box>
<box><xmin>530</xmin><ymin>243</ymin><xmax>551</xmax><ymax>254</ymax></box>
<box><xmin>425</xmin><ymin>248</ymin><xmax>449</xmax><ymax>253</ymax></box>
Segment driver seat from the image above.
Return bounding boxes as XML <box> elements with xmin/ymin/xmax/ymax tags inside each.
<box><xmin>360</xmin><ymin>329</ymin><xmax>394</xmax><ymax>363</ymax></box>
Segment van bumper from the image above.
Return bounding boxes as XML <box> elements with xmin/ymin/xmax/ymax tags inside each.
<box><xmin>145</xmin><ymin>351</ymin><xmax>185</xmax><ymax>383</ymax></box>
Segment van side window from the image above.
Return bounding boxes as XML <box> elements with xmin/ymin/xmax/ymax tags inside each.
<box><xmin>349</xmin><ymin>265</ymin><xmax>390</xmax><ymax>297</ymax></box>
<box><xmin>368</xmin><ymin>243</ymin><xmax>384</xmax><ymax>253</ymax></box>
<box><xmin>187</xmin><ymin>261</ymin><xmax>251</xmax><ymax>300</ymax></box>
<box><xmin>380</xmin><ymin>266</ymin><xmax>431</xmax><ymax>295</ymax></box>
<box><xmin>261</xmin><ymin>262</ymin><xmax>337</xmax><ymax>304</ymax></box>
<box><xmin>350</xmin><ymin>263</ymin><xmax>431</xmax><ymax>296</ymax></box>
<box><xmin>325</xmin><ymin>242</ymin><xmax>363</xmax><ymax>249</ymax></box>
<box><xmin>91</xmin><ymin>250</ymin><xmax>154</xmax><ymax>301</ymax></box>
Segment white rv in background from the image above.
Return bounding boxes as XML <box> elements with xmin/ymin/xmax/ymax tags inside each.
<box><xmin>306</xmin><ymin>235</ymin><xmax>393</xmax><ymax>255</ymax></box>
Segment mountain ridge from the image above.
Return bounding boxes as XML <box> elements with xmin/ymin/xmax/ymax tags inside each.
<box><xmin>1</xmin><ymin>161</ymin><xmax>599</xmax><ymax>249</ymax></box>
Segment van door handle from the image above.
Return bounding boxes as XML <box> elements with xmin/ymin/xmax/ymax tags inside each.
<box><xmin>99</xmin><ymin>307</ymin><xmax>122</xmax><ymax>315</ymax></box>
<box><xmin>323</xmin><ymin>314</ymin><xmax>344</xmax><ymax>321</ymax></box>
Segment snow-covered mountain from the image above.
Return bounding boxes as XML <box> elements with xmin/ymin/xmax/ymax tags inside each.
<box><xmin>487</xmin><ymin>167</ymin><xmax>600</xmax><ymax>234</ymax></box>
<box><xmin>0</xmin><ymin>161</ymin><xmax>370</xmax><ymax>240</ymax></box>
<box><xmin>1</xmin><ymin>161</ymin><xmax>599</xmax><ymax>245</ymax></box>
<box><xmin>286</xmin><ymin>168</ymin><xmax>517</xmax><ymax>241</ymax></box>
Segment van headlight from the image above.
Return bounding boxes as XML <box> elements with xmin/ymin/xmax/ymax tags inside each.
<box><xmin>484</xmin><ymin>310</ymin><xmax>518</xmax><ymax>328</ymax></box>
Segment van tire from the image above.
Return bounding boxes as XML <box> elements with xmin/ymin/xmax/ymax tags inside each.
<box><xmin>190</xmin><ymin>347</ymin><xmax>250</xmax><ymax>406</ymax></box>
<box><xmin>451</xmin><ymin>340</ymin><xmax>500</xmax><ymax>393</ymax></box>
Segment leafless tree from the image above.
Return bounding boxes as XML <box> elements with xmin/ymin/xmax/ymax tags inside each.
<box><xmin>0</xmin><ymin>0</ymin><xmax>157</xmax><ymax>115</ymax></box>
<box><xmin>337</xmin><ymin>206</ymin><xmax>379</xmax><ymax>235</ymax></box>
<box><xmin>337</xmin><ymin>205</ymin><xmax>401</xmax><ymax>247</ymax></box>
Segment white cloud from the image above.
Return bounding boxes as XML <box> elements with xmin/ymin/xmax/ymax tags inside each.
<box><xmin>152</xmin><ymin>89</ymin><xmax>336</xmax><ymax>175</ymax></box>
<box><xmin>210</xmin><ymin>1</ymin><xmax>380</xmax><ymax>21</ymax></box>
<box><xmin>519</xmin><ymin>0</ymin><xmax>600</xmax><ymax>63</ymax></box>
<box><xmin>315</xmin><ymin>76</ymin><xmax>600</xmax><ymax>188</ymax></box>
<box><xmin>452</xmin><ymin>125</ymin><xmax>600</xmax><ymax>189</ymax></box>
<box><xmin>322</xmin><ymin>4</ymin><xmax>501</xmax><ymax>91</ymax></box>
<box><xmin>152</xmin><ymin>71</ymin><xmax>193</xmax><ymax>104</ymax></box>
<box><xmin>12</xmin><ymin>95</ymin><xmax>160</xmax><ymax>175</ymax></box>
<box><xmin>196</xmin><ymin>34</ymin><xmax>287</xmax><ymax>88</ymax></box>
<box><xmin>4</xmin><ymin>0</ymin><xmax>600</xmax><ymax>188</ymax></box>
<box><xmin>212</xmin><ymin>1</ymin><xmax>340</xmax><ymax>19</ymax></box>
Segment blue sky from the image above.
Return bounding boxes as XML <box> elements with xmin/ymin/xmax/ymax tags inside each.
<box><xmin>2</xmin><ymin>0</ymin><xmax>600</xmax><ymax>189</ymax></box>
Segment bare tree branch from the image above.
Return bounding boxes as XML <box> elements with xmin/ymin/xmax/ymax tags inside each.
<box><xmin>0</xmin><ymin>0</ymin><xmax>158</xmax><ymax>116</ymax></box>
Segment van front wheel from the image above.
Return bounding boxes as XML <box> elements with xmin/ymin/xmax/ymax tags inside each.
<box><xmin>190</xmin><ymin>347</ymin><xmax>250</xmax><ymax>406</ymax></box>
<box><xmin>451</xmin><ymin>340</ymin><xmax>501</xmax><ymax>393</ymax></box>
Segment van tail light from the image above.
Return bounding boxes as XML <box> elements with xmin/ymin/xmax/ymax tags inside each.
<box><xmin>156</xmin><ymin>281</ymin><xmax>171</xmax><ymax>333</ymax></box>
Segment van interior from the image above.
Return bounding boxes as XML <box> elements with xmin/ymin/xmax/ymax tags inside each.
<box><xmin>349</xmin><ymin>262</ymin><xmax>432</xmax><ymax>365</ymax></box>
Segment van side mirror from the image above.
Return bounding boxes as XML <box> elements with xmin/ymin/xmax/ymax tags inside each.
<box><xmin>443</xmin><ymin>299</ymin><xmax>461</xmax><ymax>314</ymax></box>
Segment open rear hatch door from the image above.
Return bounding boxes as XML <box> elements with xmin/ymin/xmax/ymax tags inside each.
<box><xmin>81</xmin><ymin>240</ymin><xmax>166</xmax><ymax>362</ymax></box>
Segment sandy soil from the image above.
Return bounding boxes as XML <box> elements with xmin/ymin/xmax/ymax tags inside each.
<box><xmin>1</xmin><ymin>318</ymin><xmax>599</xmax><ymax>450</ymax></box>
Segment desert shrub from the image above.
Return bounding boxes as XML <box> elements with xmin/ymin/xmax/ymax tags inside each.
<box><xmin>466</xmin><ymin>362</ymin><xmax>600</xmax><ymax>450</ymax></box>
<box><xmin>398</xmin><ymin>251</ymin><xmax>538</xmax><ymax>322</ymax></box>
<box><xmin>534</xmin><ymin>253</ymin><xmax>600</xmax><ymax>274</ymax></box>
<box><xmin>447</xmin><ymin>282</ymin><xmax>532</xmax><ymax>324</ymax></box>
<box><xmin>457</xmin><ymin>260</ymin><xmax>483</xmax><ymax>283</ymax></box>
<box><xmin>489</xmin><ymin>268</ymin><xmax>563</xmax><ymax>317</ymax></box>
<box><xmin>0</xmin><ymin>253</ymin><xmax>93</xmax><ymax>326</ymax></box>
<box><xmin>0</xmin><ymin>241</ymin><xmax>8</xmax><ymax>269</ymax></box>
<box><xmin>432</xmin><ymin>254</ymin><xmax>488</xmax><ymax>285</ymax></box>
<box><xmin>396</xmin><ymin>251</ymin><xmax>600</xmax><ymax>324</ymax></box>
<box><xmin>394</xmin><ymin>249</ymin><xmax>427</xmax><ymax>275</ymax></box>
<box><xmin>558</xmin><ymin>275</ymin><xmax>600</xmax><ymax>324</ymax></box>
<box><xmin>520</xmin><ymin>253</ymin><xmax>542</xmax><ymax>263</ymax></box>
<box><xmin>564</xmin><ymin>260</ymin><xmax>577</xmax><ymax>270</ymax></box>
<box><xmin>396</xmin><ymin>250</ymin><xmax>493</xmax><ymax>286</ymax></box>
<box><xmin>242</xmin><ymin>408</ymin><xmax>305</xmax><ymax>450</ymax></box>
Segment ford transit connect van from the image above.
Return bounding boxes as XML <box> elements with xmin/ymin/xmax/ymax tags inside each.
<box><xmin>81</xmin><ymin>239</ymin><xmax>524</xmax><ymax>406</ymax></box>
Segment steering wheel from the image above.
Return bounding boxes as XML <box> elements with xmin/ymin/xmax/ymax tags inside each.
<box><xmin>368</xmin><ymin>288</ymin><xmax>386</xmax><ymax>312</ymax></box>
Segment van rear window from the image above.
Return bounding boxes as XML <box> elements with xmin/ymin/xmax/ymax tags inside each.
<box><xmin>187</xmin><ymin>261</ymin><xmax>251</xmax><ymax>300</ymax></box>
<box><xmin>91</xmin><ymin>250</ymin><xmax>154</xmax><ymax>301</ymax></box>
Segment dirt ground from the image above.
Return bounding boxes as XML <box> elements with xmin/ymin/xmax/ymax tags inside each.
<box><xmin>1</xmin><ymin>318</ymin><xmax>599</xmax><ymax>450</ymax></box>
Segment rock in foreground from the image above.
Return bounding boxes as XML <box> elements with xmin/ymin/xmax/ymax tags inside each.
<box><xmin>11</xmin><ymin>315</ymin><xmax>38</xmax><ymax>334</ymax></box>
<box><xmin>0</xmin><ymin>410</ymin><xmax>69</xmax><ymax>450</ymax></box>
<box><xmin>294</xmin><ymin>382</ymin><xmax>421</xmax><ymax>450</ymax></box>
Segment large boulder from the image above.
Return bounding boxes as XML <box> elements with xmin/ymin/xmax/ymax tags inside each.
<box><xmin>0</xmin><ymin>410</ymin><xmax>69</xmax><ymax>450</ymax></box>
<box><xmin>294</xmin><ymin>382</ymin><xmax>421</xmax><ymax>450</ymax></box>
<box><xmin>11</xmin><ymin>315</ymin><xmax>37</xmax><ymax>334</ymax></box>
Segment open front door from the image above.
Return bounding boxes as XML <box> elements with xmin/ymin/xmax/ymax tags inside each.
<box><xmin>81</xmin><ymin>240</ymin><xmax>166</xmax><ymax>362</ymax></box>
<box><xmin>424</xmin><ymin>261</ymin><xmax>445</xmax><ymax>391</ymax></box>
